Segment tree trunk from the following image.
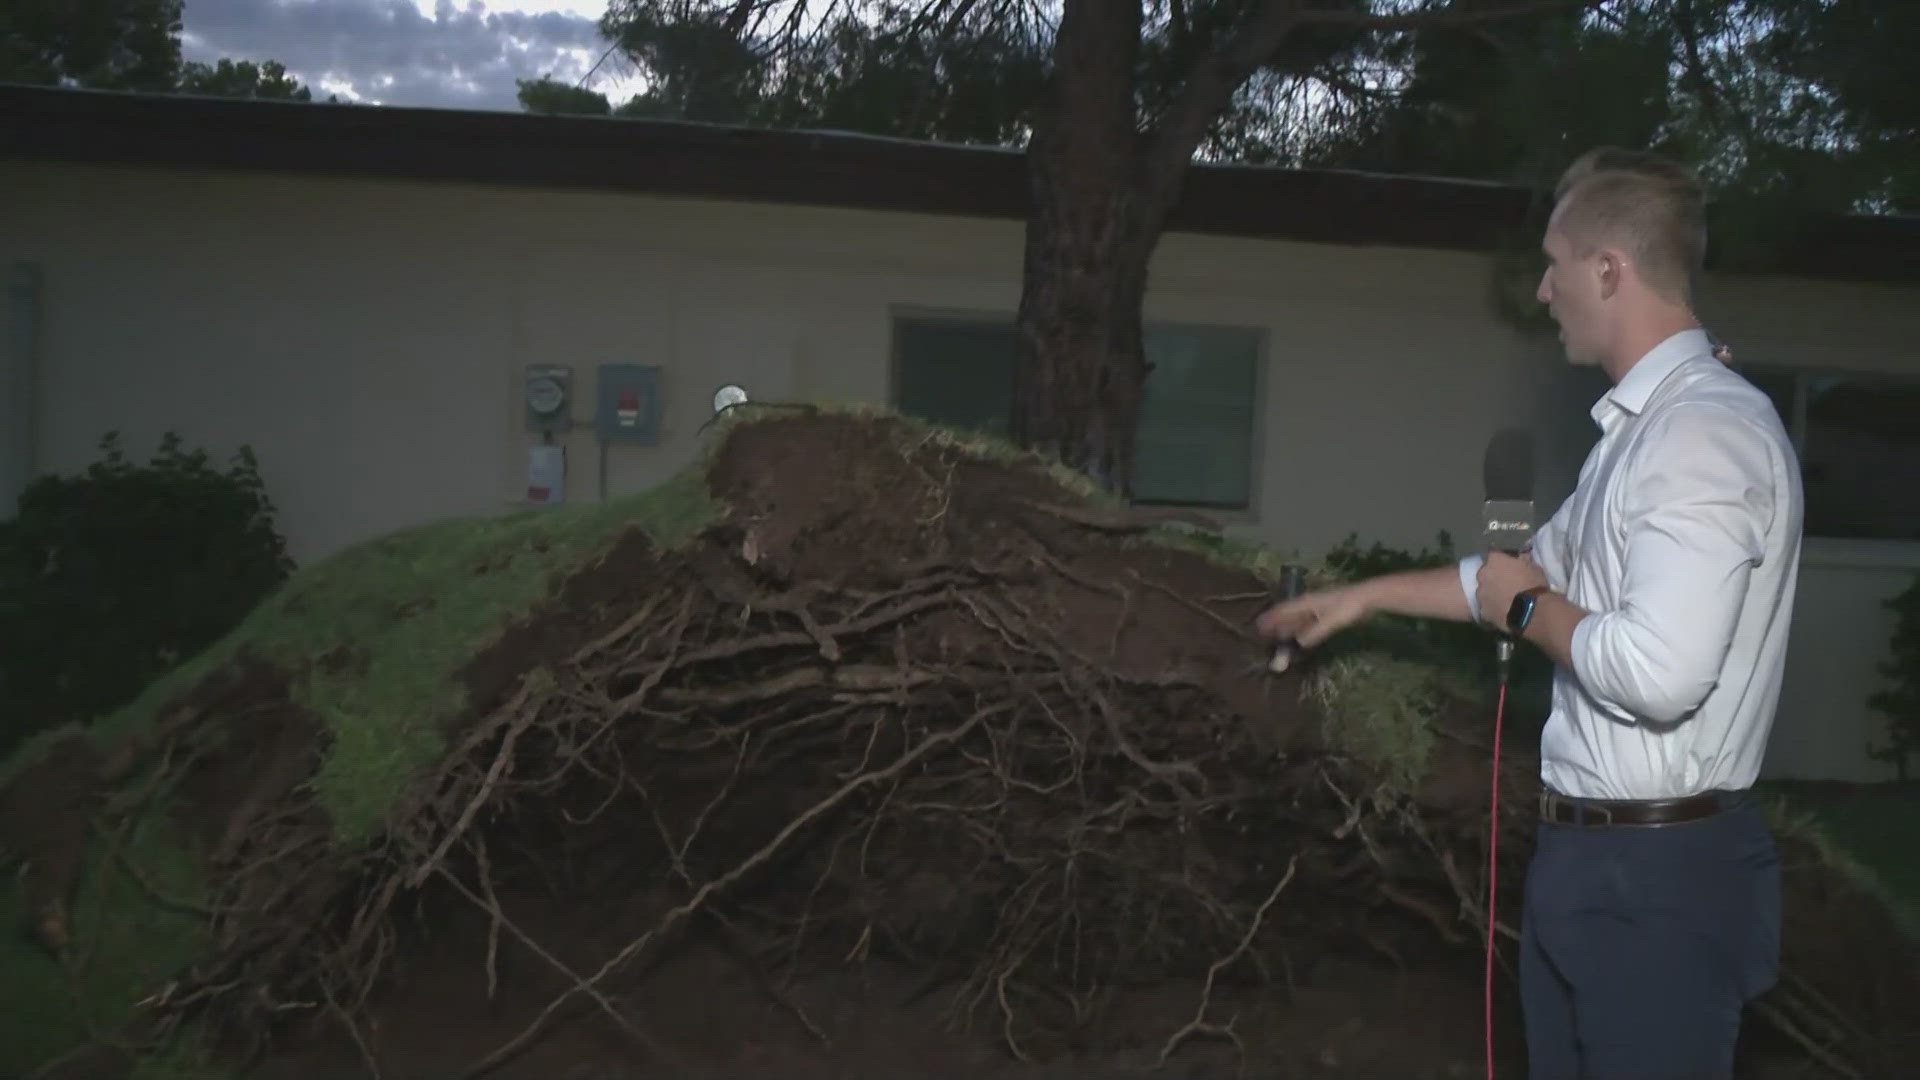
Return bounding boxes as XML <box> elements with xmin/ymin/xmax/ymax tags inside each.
<box><xmin>1011</xmin><ymin>0</ymin><xmax>1307</xmax><ymax>496</ymax></box>
<box><xmin>1009</xmin><ymin>0</ymin><xmax>1582</xmax><ymax>495</ymax></box>
<box><xmin>1012</xmin><ymin>0</ymin><xmax>1155</xmax><ymax>496</ymax></box>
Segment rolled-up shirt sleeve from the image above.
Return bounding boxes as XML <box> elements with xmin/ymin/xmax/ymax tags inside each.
<box><xmin>1569</xmin><ymin>404</ymin><xmax>1776</xmax><ymax>724</ymax></box>
<box><xmin>1458</xmin><ymin>553</ymin><xmax>1486</xmax><ymax>622</ymax></box>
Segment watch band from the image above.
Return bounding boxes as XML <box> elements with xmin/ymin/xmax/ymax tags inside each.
<box><xmin>1507</xmin><ymin>585</ymin><xmax>1551</xmax><ymax>634</ymax></box>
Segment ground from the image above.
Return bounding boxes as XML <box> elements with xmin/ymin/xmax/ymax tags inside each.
<box><xmin>1</xmin><ymin>408</ymin><xmax>1914</xmax><ymax>1080</ymax></box>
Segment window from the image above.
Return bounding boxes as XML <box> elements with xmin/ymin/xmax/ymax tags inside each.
<box><xmin>891</xmin><ymin>314</ymin><xmax>1261</xmax><ymax>508</ymax></box>
<box><xmin>1744</xmin><ymin>366</ymin><xmax>1920</xmax><ymax>542</ymax></box>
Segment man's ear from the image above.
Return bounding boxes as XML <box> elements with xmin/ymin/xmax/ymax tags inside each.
<box><xmin>1597</xmin><ymin>250</ymin><xmax>1623</xmax><ymax>300</ymax></box>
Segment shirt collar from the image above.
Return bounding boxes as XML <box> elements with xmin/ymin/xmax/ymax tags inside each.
<box><xmin>1591</xmin><ymin>328</ymin><xmax>1713</xmax><ymax>424</ymax></box>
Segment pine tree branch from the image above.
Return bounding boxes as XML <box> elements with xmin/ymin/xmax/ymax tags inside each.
<box><xmin>723</xmin><ymin>0</ymin><xmax>758</xmax><ymax>36</ymax></box>
<box><xmin>904</xmin><ymin>0</ymin><xmax>977</xmax><ymax>39</ymax></box>
<box><xmin>1141</xmin><ymin>0</ymin><xmax>1602</xmax><ymax>217</ymax></box>
<box><xmin>1296</xmin><ymin>0</ymin><xmax>1606</xmax><ymax>32</ymax></box>
<box><xmin>1670</xmin><ymin>0</ymin><xmax>1726</xmax><ymax>127</ymax></box>
<box><xmin>1310</xmin><ymin>64</ymin><xmax>1400</xmax><ymax>104</ymax></box>
<box><xmin>1142</xmin><ymin>0</ymin><xmax>1307</xmax><ymax>217</ymax></box>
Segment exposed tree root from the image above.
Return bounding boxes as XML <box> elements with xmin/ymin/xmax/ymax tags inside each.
<box><xmin>460</xmin><ymin>703</ymin><xmax>1000</xmax><ymax>1078</ymax></box>
<box><xmin>433</xmin><ymin>860</ymin><xmax>676</xmax><ymax>1072</ymax></box>
<box><xmin>1158</xmin><ymin>853</ymin><xmax>1299</xmax><ymax>1070</ymax></box>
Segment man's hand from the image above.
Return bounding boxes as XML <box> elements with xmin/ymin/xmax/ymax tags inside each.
<box><xmin>1256</xmin><ymin>585</ymin><xmax>1371</xmax><ymax>650</ymax></box>
<box><xmin>1475</xmin><ymin>550</ymin><xmax>1548</xmax><ymax>629</ymax></box>
<box><xmin>1254</xmin><ymin>562</ymin><xmax>1483</xmax><ymax>655</ymax></box>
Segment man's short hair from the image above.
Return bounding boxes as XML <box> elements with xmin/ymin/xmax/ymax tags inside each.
<box><xmin>1552</xmin><ymin>147</ymin><xmax>1708</xmax><ymax>303</ymax></box>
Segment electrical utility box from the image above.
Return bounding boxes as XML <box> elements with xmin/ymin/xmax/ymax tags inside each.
<box><xmin>524</xmin><ymin>364</ymin><xmax>572</xmax><ymax>434</ymax></box>
<box><xmin>597</xmin><ymin>363</ymin><xmax>662</xmax><ymax>444</ymax></box>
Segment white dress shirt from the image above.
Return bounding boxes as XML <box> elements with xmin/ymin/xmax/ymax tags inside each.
<box><xmin>1459</xmin><ymin>329</ymin><xmax>1804</xmax><ymax>801</ymax></box>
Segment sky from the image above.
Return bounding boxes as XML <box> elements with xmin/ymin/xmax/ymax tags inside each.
<box><xmin>180</xmin><ymin>0</ymin><xmax>651</xmax><ymax>113</ymax></box>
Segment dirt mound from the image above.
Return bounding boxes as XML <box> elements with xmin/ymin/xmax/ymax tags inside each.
<box><xmin>3</xmin><ymin>410</ymin><xmax>1914</xmax><ymax>1079</ymax></box>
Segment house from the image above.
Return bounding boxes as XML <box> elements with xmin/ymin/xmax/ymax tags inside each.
<box><xmin>3</xmin><ymin>84</ymin><xmax>1917</xmax><ymax>782</ymax></box>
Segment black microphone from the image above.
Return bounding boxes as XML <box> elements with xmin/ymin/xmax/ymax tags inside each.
<box><xmin>1482</xmin><ymin>427</ymin><xmax>1535</xmax><ymax>555</ymax></box>
<box><xmin>1481</xmin><ymin>428</ymin><xmax>1536</xmax><ymax>679</ymax></box>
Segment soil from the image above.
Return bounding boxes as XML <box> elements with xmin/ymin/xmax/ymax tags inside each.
<box><xmin>4</xmin><ymin>411</ymin><xmax>1916</xmax><ymax>1080</ymax></box>
<box><xmin>0</xmin><ymin>729</ymin><xmax>102</xmax><ymax>952</ymax></box>
<box><xmin>244</xmin><ymin>931</ymin><xmax>1523</xmax><ymax>1080</ymax></box>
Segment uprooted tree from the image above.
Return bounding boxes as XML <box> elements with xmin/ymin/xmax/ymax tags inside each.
<box><xmin>1</xmin><ymin>410</ymin><xmax>1912</xmax><ymax>1078</ymax></box>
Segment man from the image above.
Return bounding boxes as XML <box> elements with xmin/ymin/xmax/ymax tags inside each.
<box><xmin>1258</xmin><ymin>147</ymin><xmax>1803</xmax><ymax>1079</ymax></box>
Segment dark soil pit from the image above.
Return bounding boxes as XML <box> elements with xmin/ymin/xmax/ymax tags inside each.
<box><xmin>3</xmin><ymin>410</ymin><xmax>1914</xmax><ymax>1080</ymax></box>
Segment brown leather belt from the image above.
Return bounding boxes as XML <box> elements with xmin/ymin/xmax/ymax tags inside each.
<box><xmin>1538</xmin><ymin>788</ymin><xmax>1744</xmax><ymax>828</ymax></box>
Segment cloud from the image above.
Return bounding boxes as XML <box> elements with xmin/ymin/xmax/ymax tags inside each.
<box><xmin>180</xmin><ymin>0</ymin><xmax>618</xmax><ymax>111</ymax></box>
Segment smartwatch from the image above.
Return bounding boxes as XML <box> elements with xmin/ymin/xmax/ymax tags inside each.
<box><xmin>1506</xmin><ymin>585</ymin><xmax>1551</xmax><ymax>635</ymax></box>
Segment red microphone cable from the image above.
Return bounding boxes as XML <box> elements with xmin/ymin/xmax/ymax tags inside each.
<box><xmin>1485</xmin><ymin>666</ymin><xmax>1511</xmax><ymax>1080</ymax></box>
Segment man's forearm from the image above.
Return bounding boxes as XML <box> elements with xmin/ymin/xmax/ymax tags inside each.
<box><xmin>1356</xmin><ymin>564</ymin><xmax>1476</xmax><ymax>623</ymax></box>
<box><xmin>1522</xmin><ymin>591</ymin><xmax>1586</xmax><ymax>670</ymax></box>
<box><xmin>1258</xmin><ymin>561</ymin><xmax>1479</xmax><ymax>650</ymax></box>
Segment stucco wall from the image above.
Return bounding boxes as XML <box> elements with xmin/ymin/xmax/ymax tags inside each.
<box><xmin>1</xmin><ymin>162</ymin><xmax>1553</xmax><ymax>559</ymax></box>
<box><xmin>2</xmin><ymin>160</ymin><xmax>1916</xmax><ymax>780</ymax></box>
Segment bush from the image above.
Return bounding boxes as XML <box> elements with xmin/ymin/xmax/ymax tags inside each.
<box><xmin>0</xmin><ymin>433</ymin><xmax>293</xmax><ymax>756</ymax></box>
<box><xmin>1319</xmin><ymin>530</ymin><xmax>1555</xmax><ymax>728</ymax></box>
<box><xmin>1321</xmin><ymin>529</ymin><xmax>1462</xmax><ymax>582</ymax></box>
<box><xmin>1868</xmin><ymin>571</ymin><xmax>1920</xmax><ymax>781</ymax></box>
<box><xmin>1321</xmin><ymin>531</ymin><xmax>1479</xmax><ymax>660</ymax></box>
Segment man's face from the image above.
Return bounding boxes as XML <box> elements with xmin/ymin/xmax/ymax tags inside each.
<box><xmin>1536</xmin><ymin>219</ymin><xmax>1608</xmax><ymax>367</ymax></box>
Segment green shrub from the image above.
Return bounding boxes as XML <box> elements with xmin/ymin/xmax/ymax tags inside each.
<box><xmin>1322</xmin><ymin>529</ymin><xmax>1462</xmax><ymax>582</ymax></box>
<box><xmin>0</xmin><ymin>433</ymin><xmax>293</xmax><ymax>756</ymax></box>
<box><xmin>1319</xmin><ymin>530</ymin><xmax>1555</xmax><ymax>727</ymax></box>
<box><xmin>1868</xmin><ymin>571</ymin><xmax>1920</xmax><ymax>780</ymax></box>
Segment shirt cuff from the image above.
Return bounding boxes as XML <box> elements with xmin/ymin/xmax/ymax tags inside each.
<box><xmin>1457</xmin><ymin>553</ymin><xmax>1485</xmax><ymax>623</ymax></box>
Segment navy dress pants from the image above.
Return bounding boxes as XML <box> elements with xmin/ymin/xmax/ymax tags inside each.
<box><xmin>1520</xmin><ymin>797</ymin><xmax>1782</xmax><ymax>1080</ymax></box>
